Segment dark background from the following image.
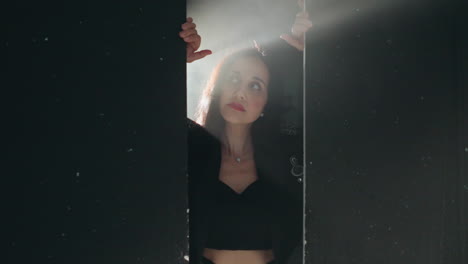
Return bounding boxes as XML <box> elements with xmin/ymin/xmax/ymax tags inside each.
<box><xmin>3</xmin><ymin>0</ymin><xmax>467</xmax><ymax>264</ymax></box>
<box><xmin>304</xmin><ymin>0</ymin><xmax>467</xmax><ymax>264</ymax></box>
<box><xmin>5</xmin><ymin>1</ymin><xmax>188</xmax><ymax>263</ymax></box>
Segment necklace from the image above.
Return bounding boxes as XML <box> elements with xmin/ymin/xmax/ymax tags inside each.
<box><xmin>222</xmin><ymin>146</ymin><xmax>253</xmax><ymax>164</ymax></box>
<box><xmin>220</xmin><ymin>133</ymin><xmax>253</xmax><ymax>164</ymax></box>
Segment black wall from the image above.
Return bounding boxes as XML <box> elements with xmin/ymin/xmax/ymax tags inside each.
<box><xmin>5</xmin><ymin>1</ymin><xmax>188</xmax><ymax>263</ymax></box>
<box><xmin>305</xmin><ymin>0</ymin><xmax>467</xmax><ymax>263</ymax></box>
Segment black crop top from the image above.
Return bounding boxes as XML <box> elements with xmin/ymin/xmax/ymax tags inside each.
<box><xmin>187</xmin><ymin>118</ymin><xmax>302</xmax><ymax>263</ymax></box>
<box><xmin>202</xmin><ymin>175</ymin><xmax>276</xmax><ymax>250</ymax></box>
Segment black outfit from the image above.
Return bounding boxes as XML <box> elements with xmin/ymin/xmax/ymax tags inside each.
<box><xmin>201</xmin><ymin>256</ymin><xmax>276</xmax><ymax>264</ymax></box>
<box><xmin>187</xmin><ymin>119</ymin><xmax>302</xmax><ymax>264</ymax></box>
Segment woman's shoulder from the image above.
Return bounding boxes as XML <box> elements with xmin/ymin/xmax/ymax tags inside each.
<box><xmin>187</xmin><ymin>118</ymin><xmax>219</xmax><ymax>147</ymax></box>
<box><xmin>187</xmin><ymin>118</ymin><xmax>222</xmax><ymax>185</ymax></box>
<box><xmin>187</xmin><ymin>118</ymin><xmax>220</xmax><ymax>166</ymax></box>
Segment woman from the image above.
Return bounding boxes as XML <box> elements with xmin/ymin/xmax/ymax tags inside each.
<box><xmin>182</xmin><ymin>9</ymin><xmax>312</xmax><ymax>264</ymax></box>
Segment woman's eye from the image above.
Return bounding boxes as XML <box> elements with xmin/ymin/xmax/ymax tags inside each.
<box><xmin>250</xmin><ymin>82</ymin><xmax>262</xmax><ymax>91</ymax></box>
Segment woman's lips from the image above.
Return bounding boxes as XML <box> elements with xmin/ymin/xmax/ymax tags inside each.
<box><xmin>227</xmin><ymin>102</ymin><xmax>246</xmax><ymax>112</ymax></box>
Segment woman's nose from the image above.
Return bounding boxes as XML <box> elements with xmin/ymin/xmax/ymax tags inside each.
<box><xmin>233</xmin><ymin>83</ymin><xmax>247</xmax><ymax>100</ymax></box>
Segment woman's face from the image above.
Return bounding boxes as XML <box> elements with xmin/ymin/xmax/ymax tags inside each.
<box><xmin>219</xmin><ymin>56</ymin><xmax>270</xmax><ymax>125</ymax></box>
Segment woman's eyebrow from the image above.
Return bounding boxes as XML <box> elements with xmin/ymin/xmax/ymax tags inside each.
<box><xmin>253</xmin><ymin>76</ymin><xmax>266</xmax><ymax>86</ymax></box>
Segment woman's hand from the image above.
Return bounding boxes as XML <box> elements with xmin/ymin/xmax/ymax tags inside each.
<box><xmin>280</xmin><ymin>2</ymin><xmax>313</xmax><ymax>52</ymax></box>
<box><xmin>180</xmin><ymin>17</ymin><xmax>212</xmax><ymax>63</ymax></box>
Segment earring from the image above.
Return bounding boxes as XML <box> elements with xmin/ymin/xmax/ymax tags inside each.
<box><xmin>260</xmin><ymin>113</ymin><xmax>264</xmax><ymax>117</ymax></box>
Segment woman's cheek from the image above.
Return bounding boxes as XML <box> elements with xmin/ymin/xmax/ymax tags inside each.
<box><xmin>251</xmin><ymin>99</ymin><xmax>266</xmax><ymax>113</ymax></box>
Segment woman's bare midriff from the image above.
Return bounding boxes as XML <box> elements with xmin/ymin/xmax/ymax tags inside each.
<box><xmin>203</xmin><ymin>248</ymin><xmax>275</xmax><ymax>264</ymax></box>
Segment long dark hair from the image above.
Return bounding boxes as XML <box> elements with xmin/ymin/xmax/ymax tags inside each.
<box><xmin>195</xmin><ymin>48</ymin><xmax>285</xmax><ymax>185</ymax></box>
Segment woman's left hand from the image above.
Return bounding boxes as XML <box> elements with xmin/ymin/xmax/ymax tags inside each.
<box><xmin>280</xmin><ymin>10</ymin><xmax>313</xmax><ymax>51</ymax></box>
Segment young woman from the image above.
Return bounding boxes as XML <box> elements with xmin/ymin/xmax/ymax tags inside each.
<box><xmin>182</xmin><ymin>8</ymin><xmax>312</xmax><ymax>264</ymax></box>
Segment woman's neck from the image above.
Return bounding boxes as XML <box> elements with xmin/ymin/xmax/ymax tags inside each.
<box><xmin>221</xmin><ymin>123</ymin><xmax>253</xmax><ymax>157</ymax></box>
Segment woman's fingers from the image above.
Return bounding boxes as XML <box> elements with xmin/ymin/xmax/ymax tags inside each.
<box><xmin>184</xmin><ymin>34</ymin><xmax>201</xmax><ymax>45</ymax></box>
<box><xmin>187</xmin><ymin>49</ymin><xmax>212</xmax><ymax>63</ymax></box>
<box><xmin>281</xmin><ymin>0</ymin><xmax>310</xmax><ymax>51</ymax></box>
<box><xmin>280</xmin><ymin>34</ymin><xmax>304</xmax><ymax>51</ymax></box>
<box><xmin>292</xmin><ymin>23</ymin><xmax>312</xmax><ymax>35</ymax></box>
<box><xmin>298</xmin><ymin>0</ymin><xmax>305</xmax><ymax>10</ymax></box>
<box><xmin>293</xmin><ymin>22</ymin><xmax>313</xmax><ymax>31</ymax></box>
<box><xmin>296</xmin><ymin>17</ymin><xmax>313</xmax><ymax>27</ymax></box>
<box><xmin>181</xmin><ymin>17</ymin><xmax>196</xmax><ymax>31</ymax></box>
<box><xmin>179</xmin><ymin>28</ymin><xmax>198</xmax><ymax>38</ymax></box>
<box><xmin>182</xmin><ymin>22</ymin><xmax>196</xmax><ymax>31</ymax></box>
<box><xmin>296</xmin><ymin>10</ymin><xmax>308</xmax><ymax>18</ymax></box>
<box><xmin>291</xmin><ymin>11</ymin><xmax>313</xmax><ymax>38</ymax></box>
<box><xmin>181</xmin><ymin>17</ymin><xmax>212</xmax><ymax>63</ymax></box>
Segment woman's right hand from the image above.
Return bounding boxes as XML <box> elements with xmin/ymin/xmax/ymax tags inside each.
<box><xmin>180</xmin><ymin>17</ymin><xmax>212</xmax><ymax>63</ymax></box>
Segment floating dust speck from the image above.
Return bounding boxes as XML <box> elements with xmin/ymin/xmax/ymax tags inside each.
<box><xmin>127</xmin><ymin>148</ymin><xmax>134</xmax><ymax>152</ymax></box>
<box><xmin>184</xmin><ymin>255</ymin><xmax>189</xmax><ymax>261</ymax></box>
<box><xmin>343</xmin><ymin>119</ymin><xmax>350</xmax><ymax>128</ymax></box>
<box><xmin>76</xmin><ymin>172</ymin><xmax>80</xmax><ymax>177</ymax></box>
<box><xmin>160</xmin><ymin>57</ymin><xmax>164</xmax><ymax>61</ymax></box>
<box><xmin>297</xmin><ymin>178</ymin><xmax>302</xmax><ymax>183</ymax></box>
<box><xmin>464</xmin><ymin>147</ymin><xmax>468</xmax><ymax>152</ymax></box>
<box><xmin>420</xmin><ymin>96</ymin><xmax>425</xmax><ymax>101</ymax></box>
<box><xmin>44</xmin><ymin>37</ymin><xmax>49</xmax><ymax>42</ymax></box>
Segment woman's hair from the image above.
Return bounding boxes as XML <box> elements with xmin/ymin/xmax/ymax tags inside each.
<box><xmin>195</xmin><ymin>48</ymin><xmax>283</xmax><ymax>143</ymax></box>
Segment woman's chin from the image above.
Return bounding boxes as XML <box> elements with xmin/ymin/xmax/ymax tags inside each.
<box><xmin>221</xmin><ymin>110</ymin><xmax>259</xmax><ymax>126</ymax></box>
<box><xmin>222</xmin><ymin>116</ymin><xmax>251</xmax><ymax>126</ymax></box>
